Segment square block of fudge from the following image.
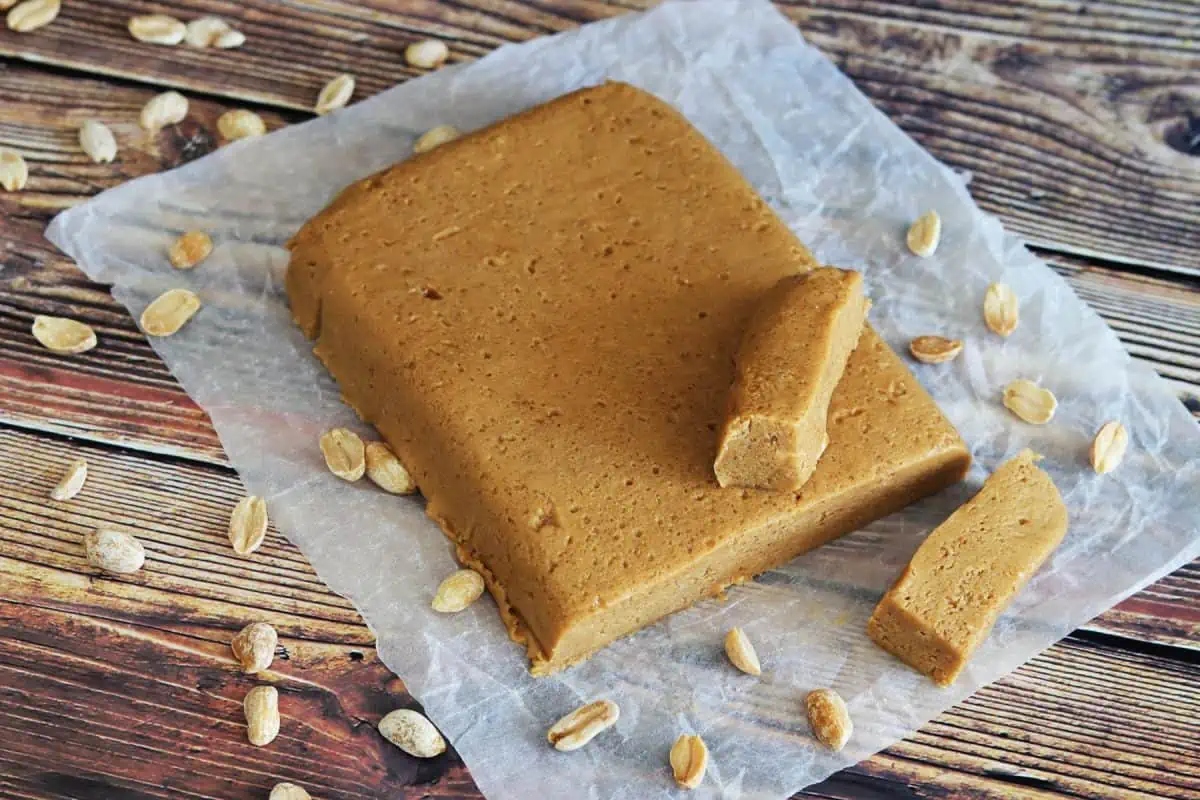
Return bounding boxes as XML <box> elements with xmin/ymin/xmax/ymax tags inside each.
<box><xmin>288</xmin><ymin>81</ymin><xmax>971</xmax><ymax>674</ymax></box>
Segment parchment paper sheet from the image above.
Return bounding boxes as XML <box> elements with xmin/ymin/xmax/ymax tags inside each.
<box><xmin>46</xmin><ymin>2</ymin><xmax>1200</xmax><ymax>797</ymax></box>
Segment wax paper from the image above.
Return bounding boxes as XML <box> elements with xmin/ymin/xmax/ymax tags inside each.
<box><xmin>46</xmin><ymin>1</ymin><xmax>1200</xmax><ymax>797</ymax></box>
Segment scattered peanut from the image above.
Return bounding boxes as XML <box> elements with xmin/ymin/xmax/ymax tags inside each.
<box><xmin>431</xmin><ymin>569</ymin><xmax>485</xmax><ymax>613</ymax></box>
<box><xmin>127</xmin><ymin>14</ymin><xmax>186</xmax><ymax>45</ymax></box>
<box><xmin>547</xmin><ymin>699</ymin><xmax>619</xmax><ymax>752</ymax></box>
<box><xmin>414</xmin><ymin>124</ymin><xmax>460</xmax><ymax>154</ymax></box>
<box><xmin>0</xmin><ymin>147</ymin><xmax>28</xmax><ymax>192</ymax></box>
<box><xmin>315</xmin><ymin>74</ymin><xmax>355</xmax><ymax>115</ymax></box>
<box><xmin>905</xmin><ymin>210</ymin><xmax>941</xmax><ymax>257</ymax></box>
<box><xmin>319</xmin><ymin>428</ymin><xmax>365</xmax><ymax>481</ymax></box>
<box><xmin>84</xmin><ymin>529</ymin><xmax>145</xmax><ymax>574</ymax></box>
<box><xmin>6</xmin><ymin>0</ymin><xmax>60</xmax><ymax>33</ymax></box>
<box><xmin>909</xmin><ymin>335</ymin><xmax>963</xmax><ymax>365</ymax></box>
<box><xmin>231</xmin><ymin>621</ymin><xmax>278</xmax><ymax>673</ymax></box>
<box><xmin>1002</xmin><ymin>379</ymin><xmax>1057</xmax><ymax>425</ymax></box>
<box><xmin>184</xmin><ymin>16</ymin><xmax>230</xmax><ymax>47</ymax></box>
<box><xmin>79</xmin><ymin>119</ymin><xmax>118</xmax><ymax>163</ymax></box>
<box><xmin>724</xmin><ymin>627</ymin><xmax>762</xmax><ymax>676</ymax></box>
<box><xmin>378</xmin><ymin>708</ymin><xmax>446</xmax><ymax>758</ymax></box>
<box><xmin>669</xmin><ymin>734</ymin><xmax>708</xmax><ymax>790</ymax></box>
<box><xmin>50</xmin><ymin>458</ymin><xmax>88</xmax><ymax>501</ymax></box>
<box><xmin>140</xmin><ymin>288</ymin><xmax>201</xmax><ymax>336</ymax></box>
<box><xmin>228</xmin><ymin>495</ymin><xmax>269</xmax><ymax>555</ymax></box>
<box><xmin>1090</xmin><ymin>420</ymin><xmax>1129</xmax><ymax>474</ymax></box>
<box><xmin>213</xmin><ymin>28</ymin><xmax>245</xmax><ymax>49</ymax></box>
<box><xmin>32</xmin><ymin>315</ymin><xmax>97</xmax><ymax>354</ymax></box>
<box><xmin>984</xmin><ymin>282</ymin><xmax>1019</xmax><ymax>337</ymax></box>
<box><xmin>806</xmin><ymin>688</ymin><xmax>852</xmax><ymax>751</ymax></box>
<box><xmin>168</xmin><ymin>230</ymin><xmax>213</xmax><ymax>270</ymax></box>
<box><xmin>140</xmin><ymin>91</ymin><xmax>189</xmax><ymax>131</ymax></box>
<box><xmin>244</xmin><ymin>685</ymin><xmax>280</xmax><ymax>746</ymax></box>
<box><xmin>365</xmin><ymin>441</ymin><xmax>417</xmax><ymax>494</ymax></box>
<box><xmin>269</xmin><ymin>784</ymin><xmax>311</xmax><ymax>800</ymax></box>
<box><xmin>404</xmin><ymin>39</ymin><xmax>449</xmax><ymax>69</ymax></box>
<box><xmin>217</xmin><ymin>109</ymin><xmax>267</xmax><ymax>142</ymax></box>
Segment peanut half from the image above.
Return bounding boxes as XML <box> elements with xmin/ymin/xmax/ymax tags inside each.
<box><xmin>1090</xmin><ymin>420</ymin><xmax>1129</xmax><ymax>474</ymax></box>
<box><xmin>140</xmin><ymin>288</ymin><xmax>201</xmax><ymax>336</ymax></box>
<box><xmin>0</xmin><ymin>147</ymin><xmax>28</xmax><ymax>192</ymax></box>
<box><xmin>724</xmin><ymin>627</ymin><xmax>762</xmax><ymax>676</ymax></box>
<box><xmin>547</xmin><ymin>699</ymin><xmax>619</xmax><ymax>752</ymax></box>
<box><xmin>168</xmin><ymin>230</ymin><xmax>213</xmax><ymax>269</ymax></box>
<box><xmin>669</xmin><ymin>734</ymin><xmax>708</xmax><ymax>790</ymax></box>
<box><xmin>51</xmin><ymin>458</ymin><xmax>88</xmax><ymax>501</ymax></box>
<box><xmin>414</xmin><ymin>124</ymin><xmax>460</xmax><ymax>154</ymax></box>
<box><xmin>365</xmin><ymin>441</ymin><xmax>417</xmax><ymax>494</ymax></box>
<box><xmin>140</xmin><ymin>91</ymin><xmax>189</xmax><ymax>131</ymax></box>
<box><xmin>1002</xmin><ymin>379</ymin><xmax>1057</xmax><ymax>425</ymax></box>
<box><xmin>806</xmin><ymin>688</ymin><xmax>852</xmax><ymax>751</ymax></box>
<box><xmin>315</xmin><ymin>74</ymin><xmax>354</xmax><ymax>115</ymax></box>
<box><xmin>6</xmin><ymin>0</ymin><xmax>60</xmax><ymax>33</ymax></box>
<box><xmin>404</xmin><ymin>39</ymin><xmax>449</xmax><ymax>69</ymax></box>
<box><xmin>127</xmin><ymin>14</ymin><xmax>186</xmax><ymax>45</ymax></box>
<box><xmin>909</xmin><ymin>335</ymin><xmax>963</xmax><ymax>365</ymax></box>
<box><xmin>228</xmin><ymin>495</ymin><xmax>269</xmax><ymax>555</ymax></box>
<box><xmin>984</xmin><ymin>282</ymin><xmax>1019</xmax><ymax>337</ymax></box>
<box><xmin>431</xmin><ymin>569</ymin><xmax>485</xmax><ymax>613</ymax></box>
<box><xmin>905</xmin><ymin>210</ymin><xmax>941</xmax><ymax>257</ymax></box>
<box><xmin>79</xmin><ymin>119</ymin><xmax>118</xmax><ymax>163</ymax></box>
<box><xmin>217</xmin><ymin>109</ymin><xmax>267</xmax><ymax>142</ymax></box>
<box><xmin>319</xmin><ymin>428</ymin><xmax>365</xmax><ymax>481</ymax></box>
<box><xmin>32</xmin><ymin>315</ymin><xmax>96</xmax><ymax>354</ymax></box>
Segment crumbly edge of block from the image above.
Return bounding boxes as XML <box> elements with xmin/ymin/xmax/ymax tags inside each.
<box><xmin>866</xmin><ymin>591</ymin><xmax>963</xmax><ymax>686</ymax></box>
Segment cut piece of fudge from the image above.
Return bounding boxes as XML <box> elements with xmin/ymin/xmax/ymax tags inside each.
<box><xmin>287</xmin><ymin>81</ymin><xmax>971</xmax><ymax>675</ymax></box>
<box><xmin>867</xmin><ymin>449</ymin><xmax>1068</xmax><ymax>685</ymax></box>
<box><xmin>714</xmin><ymin>268</ymin><xmax>868</xmax><ymax>491</ymax></box>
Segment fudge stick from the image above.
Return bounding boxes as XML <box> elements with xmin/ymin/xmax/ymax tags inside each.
<box><xmin>867</xmin><ymin>449</ymin><xmax>1069</xmax><ymax>685</ymax></box>
<box><xmin>714</xmin><ymin>268</ymin><xmax>868</xmax><ymax>491</ymax></box>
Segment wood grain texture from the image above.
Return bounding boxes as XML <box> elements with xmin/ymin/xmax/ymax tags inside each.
<box><xmin>1</xmin><ymin>60</ymin><xmax>1197</xmax><ymax>653</ymax></box>
<box><xmin>2</xmin><ymin>427</ymin><xmax>1197</xmax><ymax>800</ymax></box>
<box><xmin>1</xmin><ymin>1</ymin><xmax>1197</xmax><ymax>274</ymax></box>
<box><xmin>783</xmin><ymin>0</ymin><xmax>1200</xmax><ymax>275</ymax></box>
<box><xmin>1</xmin><ymin>3</ymin><xmax>1199</xmax><ymax>798</ymax></box>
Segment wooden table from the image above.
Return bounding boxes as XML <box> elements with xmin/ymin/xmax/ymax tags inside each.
<box><xmin>1</xmin><ymin>2</ymin><xmax>1197</xmax><ymax>798</ymax></box>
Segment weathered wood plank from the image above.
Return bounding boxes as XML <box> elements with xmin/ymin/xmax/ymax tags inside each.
<box><xmin>783</xmin><ymin>0</ymin><xmax>1200</xmax><ymax>275</ymax></box>
<box><xmin>816</xmin><ymin>637</ymin><xmax>1200</xmax><ymax>799</ymax></box>
<box><xmin>1</xmin><ymin>2</ymin><xmax>1196</xmax><ymax>273</ymax></box>
<box><xmin>0</xmin><ymin>600</ymin><xmax>477</xmax><ymax>800</ymax></box>
<box><xmin>2</xmin><ymin>428</ymin><xmax>1197</xmax><ymax>800</ymax></box>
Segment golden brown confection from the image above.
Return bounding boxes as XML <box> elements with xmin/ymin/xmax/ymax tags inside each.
<box><xmin>714</xmin><ymin>268</ymin><xmax>867</xmax><ymax>491</ymax></box>
<box><xmin>867</xmin><ymin>449</ymin><xmax>1068</xmax><ymax>686</ymax></box>
<box><xmin>287</xmin><ymin>81</ymin><xmax>971</xmax><ymax>674</ymax></box>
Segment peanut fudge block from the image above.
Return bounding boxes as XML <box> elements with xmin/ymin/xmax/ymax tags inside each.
<box><xmin>714</xmin><ymin>268</ymin><xmax>868</xmax><ymax>491</ymax></box>
<box><xmin>867</xmin><ymin>449</ymin><xmax>1068</xmax><ymax>686</ymax></box>
<box><xmin>287</xmin><ymin>81</ymin><xmax>971</xmax><ymax>674</ymax></box>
